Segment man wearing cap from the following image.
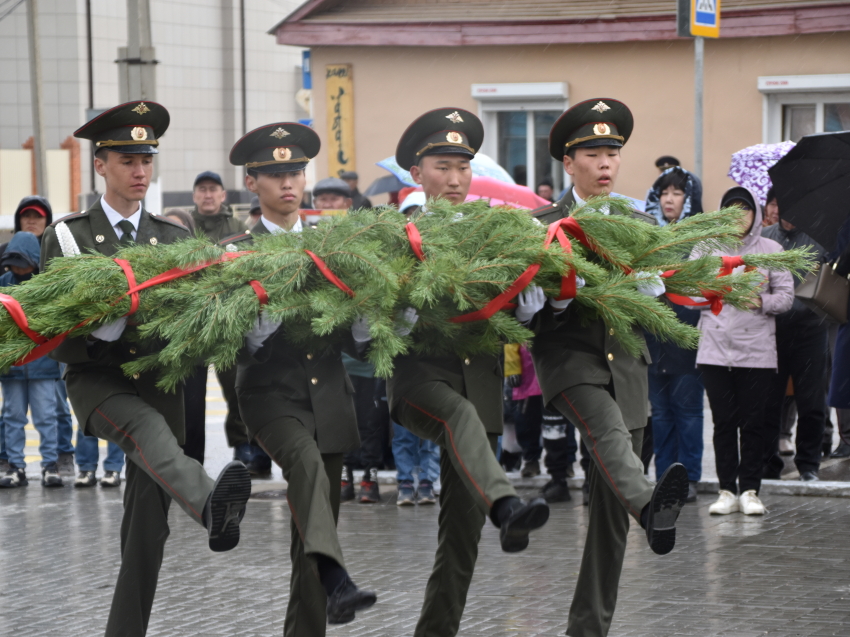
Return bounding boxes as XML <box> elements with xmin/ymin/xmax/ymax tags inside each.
<box><xmin>40</xmin><ymin>101</ymin><xmax>252</xmax><ymax>637</ymax></box>
<box><xmin>312</xmin><ymin>177</ymin><xmax>353</xmax><ymax>211</ymax></box>
<box><xmin>222</xmin><ymin>122</ymin><xmax>376</xmax><ymax>634</ymax></box>
<box><xmin>527</xmin><ymin>98</ymin><xmax>689</xmax><ymax>637</ymax></box>
<box><xmin>386</xmin><ymin>107</ymin><xmax>550</xmax><ymax>637</ymax></box>
<box><xmin>248</xmin><ymin>195</ymin><xmax>262</xmax><ymax>225</ymax></box>
<box><xmin>339</xmin><ymin>171</ymin><xmax>371</xmax><ymax>210</ymax></box>
<box><xmin>190</xmin><ymin>170</ymin><xmax>271</xmax><ymax>476</ymax></box>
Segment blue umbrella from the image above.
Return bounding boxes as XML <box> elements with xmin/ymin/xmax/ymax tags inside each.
<box><xmin>376</xmin><ymin>153</ymin><xmax>515</xmax><ymax>186</ymax></box>
<box><xmin>363</xmin><ymin>173</ymin><xmax>409</xmax><ymax>197</ymax></box>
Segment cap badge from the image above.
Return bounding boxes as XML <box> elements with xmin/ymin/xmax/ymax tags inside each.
<box><xmin>273</xmin><ymin>147</ymin><xmax>292</xmax><ymax>161</ymax></box>
<box><xmin>132</xmin><ymin>102</ymin><xmax>151</xmax><ymax>115</ymax></box>
<box><xmin>95</xmin><ymin>234</ymin><xmax>105</xmax><ymax>243</ymax></box>
<box><xmin>593</xmin><ymin>123</ymin><xmax>611</xmax><ymax>136</ymax></box>
<box><xmin>131</xmin><ymin>127</ymin><xmax>148</xmax><ymax>141</ymax></box>
<box><xmin>446</xmin><ymin>131</ymin><xmax>463</xmax><ymax>144</ymax></box>
<box><xmin>446</xmin><ymin>111</ymin><xmax>464</xmax><ymax>124</ymax></box>
<box><xmin>270</xmin><ymin>127</ymin><xmax>290</xmax><ymax>139</ymax></box>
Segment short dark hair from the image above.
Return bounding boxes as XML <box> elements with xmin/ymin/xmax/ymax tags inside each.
<box><xmin>537</xmin><ymin>179</ymin><xmax>553</xmax><ymax>189</ymax></box>
<box><xmin>656</xmin><ymin>167</ymin><xmax>688</xmax><ymax>193</ymax></box>
<box><xmin>94</xmin><ymin>147</ymin><xmax>110</xmax><ymax>162</ymax></box>
<box><xmin>765</xmin><ymin>187</ymin><xmax>776</xmax><ymax>204</ymax></box>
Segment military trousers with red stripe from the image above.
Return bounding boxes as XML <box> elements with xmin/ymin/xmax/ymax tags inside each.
<box><xmin>552</xmin><ymin>384</ymin><xmax>654</xmax><ymax>637</ymax></box>
<box><xmin>393</xmin><ymin>380</ymin><xmax>517</xmax><ymax>637</ymax></box>
<box><xmin>86</xmin><ymin>393</ymin><xmax>216</xmax><ymax>637</ymax></box>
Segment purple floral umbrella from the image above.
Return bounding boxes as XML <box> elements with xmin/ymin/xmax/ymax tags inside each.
<box><xmin>728</xmin><ymin>141</ymin><xmax>796</xmax><ymax>206</ymax></box>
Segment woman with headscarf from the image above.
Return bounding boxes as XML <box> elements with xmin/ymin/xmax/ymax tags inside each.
<box><xmin>693</xmin><ymin>186</ymin><xmax>793</xmax><ymax>516</ymax></box>
<box><xmin>643</xmin><ymin>167</ymin><xmax>706</xmax><ymax>503</ymax></box>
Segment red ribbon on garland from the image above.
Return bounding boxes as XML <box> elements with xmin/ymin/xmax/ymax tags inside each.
<box><xmin>405</xmin><ymin>223</ymin><xmax>426</xmax><ymax>262</ymax></box>
<box><xmin>663</xmin><ymin>256</ymin><xmax>747</xmax><ymax>315</ymax></box>
<box><xmin>303</xmin><ymin>250</ymin><xmax>355</xmax><ymax>298</ymax></box>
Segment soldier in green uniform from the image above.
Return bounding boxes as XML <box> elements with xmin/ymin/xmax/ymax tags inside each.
<box><xmin>222</xmin><ymin>122</ymin><xmax>376</xmax><ymax>636</ymax></box>
<box><xmin>525</xmin><ymin>98</ymin><xmax>689</xmax><ymax>637</ymax></box>
<box><xmin>40</xmin><ymin>101</ymin><xmax>252</xmax><ymax>637</ymax></box>
<box><xmin>189</xmin><ymin>169</ymin><xmax>270</xmax><ymax>475</ymax></box>
<box><xmin>387</xmin><ymin>108</ymin><xmax>550</xmax><ymax>637</ymax></box>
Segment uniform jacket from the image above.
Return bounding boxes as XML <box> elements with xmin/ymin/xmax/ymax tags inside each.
<box><xmin>529</xmin><ymin>189</ymin><xmax>655</xmax><ymax>430</ymax></box>
<box><xmin>191</xmin><ymin>203</ymin><xmax>247</xmax><ymax>243</ymax></box>
<box><xmin>223</xmin><ymin>219</ymin><xmax>361</xmax><ymax>454</ymax></box>
<box><xmin>40</xmin><ymin>199</ymin><xmax>190</xmax><ymax>439</ymax></box>
<box><xmin>387</xmin><ymin>352</ymin><xmax>504</xmax><ymax>434</ymax></box>
<box><xmin>692</xmin><ymin>186</ymin><xmax>794</xmax><ymax>370</ymax></box>
<box><xmin>0</xmin><ymin>232</ymin><xmax>61</xmax><ymax>381</ymax></box>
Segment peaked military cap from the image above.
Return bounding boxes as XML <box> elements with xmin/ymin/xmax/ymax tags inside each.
<box><xmin>395</xmin><ymin>108</ymin><xmax>483</xmax><ymax>171</ymax></box>
<box><xmin>230</xmin><ymin>123</ymin><xmax>319</xmax><ymax>174</ymax></box>
<box><xmin>74</xmin><ymin>101</ymin><xmax>169</xmax><ymax>154</ymax></box>
<box><xmin>548</xmin><ymin>98</ymin><xmax>634</xmax><ymax>161</ymax></box>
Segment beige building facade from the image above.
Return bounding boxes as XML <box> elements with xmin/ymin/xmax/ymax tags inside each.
<box><xmin>275</xmin><ymin>0</ymin><xmax>850</xmax><ymax>210</ymax></box>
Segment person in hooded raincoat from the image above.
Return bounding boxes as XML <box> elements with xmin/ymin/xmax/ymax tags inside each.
<box><xmin>693</xmin><ymin>186</ymin><xmax>793</xmax><ymax>517</ymax></box>
<box><xmin>644</xmin><ymin>168</ymin><xmax>705</xmax><ymax>503</ymax></box>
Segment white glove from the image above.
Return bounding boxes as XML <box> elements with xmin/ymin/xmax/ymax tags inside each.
<box><xmin>351</xmin><ymin>316</ymin><xmax>372</xmax><ymax>343</ymax></box>
<box><xmin>394</xmin><ymin>307</ymin><xmax>419</xmax><ymax>337</ymax></box>
<box><xmin>549</xmin><ymin>276</ymin><xmax>586</xmax><ymax>312</ymax></box>
<box><xmin>635</xmin><ymin>271</ymin><xmax>666</xmax><ymax>297</ymax></box>
<box><xmin>90</xmin><ymin>317</ymin><xmax>127</xmax><ymax>342</ymax></box>
<box><xmin>245</xmin><ymin>313</ymin><xmax>282</xmax><ymax>355</ymax></box>
<box><xmin>515</xmin><ymin>286</ymin><xmax>546</xmax><ymax>324</ymax></box>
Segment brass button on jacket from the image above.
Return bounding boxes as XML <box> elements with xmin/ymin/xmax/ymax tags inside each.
<box><xmin>463</xmin><ymin>358</ymin><xmax>471</xmax><ymax>366</ymax></box>
<box><xmin>311</xmin><ymin>377</ymin><xmax>318</xmax><ymax>385</ymax></box>
<box><xmin>609</xmin><ymin>328</ymin><xmax>615</xmax><ymax>336</ymax></box>
<box><xmin>306</xmin><ymin>353</ymin><xmax>314</xmax><ymax>360</ymax></box>
<box><xmin>607</xmin><ymin>353</ymin><xmax>614</xmax><ymax>361</ymax></box>
<box><xmin>132</xmin><ymin>372</ymin><xmax>140</xmax><ymax>380</ymax></box>
<box><xmin>129</xmin><ymin>347</ymin><xmax>137</xmax><ymax>354</ymax></box>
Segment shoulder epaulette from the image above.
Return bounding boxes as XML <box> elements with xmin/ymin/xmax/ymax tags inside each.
<box><xmin>150</xmin><ymin>213</ymin><xmax>189</xmax><ymax>231</ymax></box>
<box><xmin>630</xmin><ymin>209</ymin><xmax>658</xmax><ymax>226</ymax></box>
<box><xmin>531</xmin><ymin>204</ymin><xmax>558</xmax><ymax>219</ymax></box>
<box><xmin>49</xmin><ymin>210</ymin><xmax>88</xmax><ymax>227</ymax></box>
<box><xmin>218</xmin><ymin>230</ymin><xmax>251</xmax><ymax>247</ymax></box>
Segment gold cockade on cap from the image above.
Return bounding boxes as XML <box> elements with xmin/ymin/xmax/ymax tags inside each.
<box><xmin>446</xmin><ymin>132</ymin><xmax>463</xmax><ymax>144</ymax></box>
<box><xmin>593</xmin><ymin>123</ymin><xmax>611</xmax><ymax>136</ymax></box>
<box><xmin>273</xmin><ymin>147</ymin><xmax>293</xmax><ymax>161</ymax></box>
<box><xmin>131</xmin><ymin>127</ymin><xmax>148</xmax><ymax>141</ymax></box>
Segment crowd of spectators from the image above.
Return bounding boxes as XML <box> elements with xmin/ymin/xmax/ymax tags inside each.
<box><xmin>2</xmin><ymin>159</ymin><xmax>849</xmax><ymax>517</ymax></box>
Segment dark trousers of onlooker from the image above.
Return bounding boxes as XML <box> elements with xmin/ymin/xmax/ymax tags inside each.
<box><xmin>763</xmin><ymin>323</ymin><xmax>828</xmax><ymax>475</ymax></box>
<box><xmin>648</xmin><ymin>370</ymin><xmax>704</xmax><ymax>482</ymax></box>
<box><xmin>181</xmin><ymin>364</ymin><xmax>207</xmax><ymax>464</ymax></box>
<box><xmin>701</xmin><ymin>364</ymin><xmax>775</xmax><ymax>495</ymax></box>
<box><xmin>344</xmin><ymin>376</ymin><xmax>388</xmax><ymax>471</ymax></box>
<box><xmin>514</xmin><ymin>396</ymin><xmax>543</xmax><ymax>463</ymax></box>
<box><xmin>217</xmin><ymin>365</ymin><xmax>251</xmax><ymax>448</ymax></box>
<box><xmin>541</xmin><ymin>404</ymin><xmax>577</xmax><ymax>478</ymax></box>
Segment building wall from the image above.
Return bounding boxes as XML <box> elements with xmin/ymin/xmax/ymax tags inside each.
<box><xmin>0</xmin><ymin>0</ymin><xmax>305</xmax><ymax>215</ymax></box>
<box><xmin>309</xmin><ymin>32</ymin><xmax>850</xmax><ymax>210</ymax></box>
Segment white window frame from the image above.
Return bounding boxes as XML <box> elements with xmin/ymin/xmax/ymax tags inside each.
<box><xmin>759</xmin><ymin>74</ymin><xmax>850</xmax><ymax>143</ymax></box>
<box><xmin>471</xmin><ymin>82</ymin><xmax>568</xmax><ymax>191</ymax></box>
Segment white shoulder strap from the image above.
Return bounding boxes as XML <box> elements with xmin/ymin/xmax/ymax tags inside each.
<box><xmin>55</xmin><ymin>221</ymin><xmax>81</xmax><ymax>257</ymax></box>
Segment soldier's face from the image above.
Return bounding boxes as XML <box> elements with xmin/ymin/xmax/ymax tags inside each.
<box><xmin>246</xmin><ymin>170</ymin><xmax>305</xmax><ymax>216</ymax></box>
<box><xmin>563</xmin><ymin>146</ymin><xmax>620</xmax><ymax>199</ymax></box>
<box><xmin>410</xmin><ymin>155</ymin><xmax>472</xmax><ymax>205</ymax></box>
<box><xmin>94</xmin><ymin>152</ymin><xmax>152</xmax><ymax>202</ymax></box>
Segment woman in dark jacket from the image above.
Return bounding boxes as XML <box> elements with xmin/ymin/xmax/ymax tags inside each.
<box><xmin>644</xmin><ymin>167</ymin><xmax>704</xmax><ymax>503</ymax></box>
<box><xmin>828</xmin><ymin>219</ymin><xmax>850</xmax><ymax>412</ymax></box>
<box><xmin>0</xmin><ymin>196</ymin><xmax>53</xmax><ymax>265</ymax></box>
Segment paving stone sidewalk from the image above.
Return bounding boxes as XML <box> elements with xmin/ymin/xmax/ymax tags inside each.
<box><xmin>2</xmin><ymin>482</ymin><xmax>850</xmax><ymax>636</ymax></box>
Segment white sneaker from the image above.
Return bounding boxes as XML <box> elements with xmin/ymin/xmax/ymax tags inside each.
<box><xmin>709</xmin><ymin>490</ymin><xmax>739</xmax><ymax>515</ymax></box>
<box><xmin>738</xmin><ymin>490</ymin><xmax>766</xmax><ymax>515</ymax></box>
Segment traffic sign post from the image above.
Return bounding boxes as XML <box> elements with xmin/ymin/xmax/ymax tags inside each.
<box><xmin>677</xmin><ymin>0</ymin><xmax>721</xmax><ymax>180</ymax></box>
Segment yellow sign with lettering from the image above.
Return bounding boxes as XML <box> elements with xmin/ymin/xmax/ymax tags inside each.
<box><xmin>325</xmin><ymin>64</ymin><xmax>355</xmax><ymax>178</ymax></box>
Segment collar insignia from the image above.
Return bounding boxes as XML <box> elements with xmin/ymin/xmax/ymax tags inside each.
<box><xmin>446</xmin><ymin>111</ymin><xmax>464</xmax><ymax>124</ymax></box>
<box><xmin>132</xmin><ymin>102</ymin><xmax>150</xmax><ymax>115</ymax></box>
<box><xmin>270</xmin><ymin>127</ymin><xmax>290</xmax><ymax>139</ymax></box>
<box><xmin>591</xmin><ymin>101</ymin><xmax>611</xmax><ymax>113</ymax></box>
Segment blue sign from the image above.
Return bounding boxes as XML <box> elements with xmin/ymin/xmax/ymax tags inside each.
<box><xmin>302</xmin><ymin>50</ymin><xmax>312</xmax><ymax>90</ymax></box>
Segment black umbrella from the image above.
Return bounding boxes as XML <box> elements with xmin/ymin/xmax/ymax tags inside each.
<box><xmin>363</xmin><ymin>173</ymin><xmax>408</xmax><ymax>197</ymax></box>
<box><xmin>768</xmin><ymin>130</ymin><xmax>850</xmax><ymax>252</ymax></box>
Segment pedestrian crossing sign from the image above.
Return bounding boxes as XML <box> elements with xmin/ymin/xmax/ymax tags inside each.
<box><xmin>691</xmin><ymin>0</ymin><xmax>721</xmax><ymax>38</ymax></box>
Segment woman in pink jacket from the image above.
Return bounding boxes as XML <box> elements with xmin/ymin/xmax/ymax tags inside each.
<box><xmin>695</xmin><ymin>186</ymin><xmax>794</xmax><ymax>516</ymax></box>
